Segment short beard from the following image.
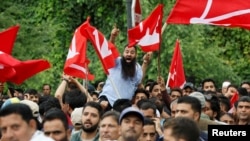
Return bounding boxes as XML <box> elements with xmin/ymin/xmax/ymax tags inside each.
<box><xmin>59</xmin><ymin>136</ymin><xmax>69</xmax><ymax>141</ymax></box>
<box><xmin>121</xmin><ymin>56</ymin><xmax>136</xmax><ymax>80</ymax></box>
<box><xmin>82</xmin><ymin>123</ymin><xmax>99</xmax><ymax>133</ymax></box>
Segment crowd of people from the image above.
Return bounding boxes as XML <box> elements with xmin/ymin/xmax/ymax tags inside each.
<box><xmin>0</xmin><ymin>27</ymin><xmax>249</xmax><ymax>141</ymax></box>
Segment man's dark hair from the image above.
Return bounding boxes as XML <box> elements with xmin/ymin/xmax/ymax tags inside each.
<box><xmin>217</xmin><ymin>95</ymin><xmax>231</xmax><ymax>112</ymax></box>
<box><xmin>90</xmin><ymin>91</ymin><xmax>99</xmax><ymax>98</ymax></box>
<box><xmin>83</xmin><ymin>101</ymin><xmax>104</xmax><ymax>118</ymax></box>
<box><xmin>101</xmin><ymin>110</ymin><xmax>120</xmax><ymax>124</ymax></box>
<box><xmin>237</xmin><ymin>87</ymin><xmax>248</xmax><ymax>97</ymax></box>
<box><xmin>237</xmin><ymin>96</ymin><xmax>250</xmax><ymax>104</ymax></box>
<box><xmin>63</xmin><ymin>89</ymin><xmax>87</xmax><ymax>110</ymax></box>
<box><xmin>113</xmin><ymin>99</ymin><xmax>132</xmax><ymax>112</ymax></box>
<box><xmin>149</xmin><ymin>81</ymin><xmax>159</xmax><ymax>93</ymax></box>
<box><xmin>0</xmin><ymin>103</ymin><xmax>33</xmax><ymax>123</ymax></box>
<box><xmin>149</xmin><ymin>97</ymin><xmax>164</xmax><ymax>115</ymax></box>
<box><xmin>201</xmin><ymin>78</ymin><xmax>216</xmax><ymax>89</ymax></box>
<box><xmin>42</xmin><ymin>108</ymin><xmax>68</xmax><ymax>130</ymax></box>
<box><xmin>43</xmin><ymin>83</ymin><xmax>51</xmax><ymax>90</ymax></box>
<box><xmin>205</xmin><ymin>95</ymin><xmax>221</xmax><ymax>120</ymax></box>
<box><xmin>177</xmin><ymin>96</ymin><xmax>201</xmax><ymax>116</ymax></box>
<box><xmin>139</xmin><ymin>101</ymin><xmax>157</xmax><ymax>117</ymax></box>
<box><xmin>240</xmin><ymin>81</ymin><xmax>250</xmax><ymax>87</ymax></box>
<box><xmin>42</xmin><ymin>97</ymin><xmax>62</xmax><ymax>115</ymax></box>
<box><xmin>144</xmin><ymin>117</ymin><xmax>155</xmax><ymax>126</ymax></box>
<box><xmin>133</xmin><ymin>88</ymin><xmax>150</xmax><ymax>99</ymax></box>
<box><xmin>24</xmin><ymin>89</ymin><xmax>38</xmax><ymax>96</ymax></box>
<box><xmin>170</xmin><ymin>88</ymin><xmax>183</xmax><ymax>96</ymax></box>
<box><xmin>163</xmin><ymin>117</ymin><xmax>200</xmax><ymax>141</ymax></box>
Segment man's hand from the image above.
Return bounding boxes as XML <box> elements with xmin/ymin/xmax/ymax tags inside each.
<box><xmin>142</xmin><ymin>52</ymin><xmax>152</xmax><ymax>64</ymax></box>
<box><xmin>100</xmin><ymin>100</ymin><xmax>109</xmax><ymax>110</ymax></box>
<box><xmin>157</xmin><ymin>76</ymin><xmax>166</xmax><ymax>91</ymax></box>
<box><xmin>110</xmin><ymin>24</ymin><xmax>119</xmax><ymax>43</ymax></box>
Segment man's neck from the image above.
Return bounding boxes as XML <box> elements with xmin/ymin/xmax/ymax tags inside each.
<box><xmin>81</xmin><ymin>130</ymin><xmax>97</xmax><ymax>140</ymax></box>
<box><xmin>238</xmin><ymin>119</ymin><xmax>249</xmax><ymax>125</ymax></box>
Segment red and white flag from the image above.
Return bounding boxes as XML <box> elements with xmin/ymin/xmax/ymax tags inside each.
<box><xmin>131</xmin><ymin>0</ymin><xmax>142</xmax><ymax>27</ymax></box>
<box><xmin>0</xmin><ymin>51</ymin><xmax>17</xmax><ymax>82</ymax></box>
<box><xmin>64</xmin><ymin>20</ymin><xmax>94</xmax><ymax>80</ymax></box>
<box><xmin>9</xmin><ymin>59</ymin><xmax>51</xmax><ymax>85</ymax></box>
<box><xmin>167</xmin><ymin>39</ymin><xmax>186</xmax><ymax>89</ymax></box>
<box><xmin>0</xmin><ymin>25</ymin><xmax>20</xmax><ymax>54</ymax></box>
<box><xmin>0</xmin><ymin>51</ymin><xmax>51</xmax><ymax>84</ymax></box>
<box><xmin>128</xmin><ymin>4</ymin><xmax>163</xmax><ymax>52</ymax></box>
<box><xmin>81</xmin><ymin>20</ymin><xmax>119</xmax><ymax>75</ymax></box>
<box><xmin>167</xmin><ymin>0</ymin><xmax>250</xmax><ymax>30</ymax></box>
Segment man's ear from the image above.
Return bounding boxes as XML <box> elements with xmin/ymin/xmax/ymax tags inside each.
<box><xmin>194</xmin><ymin>112</ymin><xmax>200</xmax><ymax>122</ymax></box>
<box><xmin>29</xmin><ymin>119</ymin><xmax>37</xmax><ymax>130</ymax></box>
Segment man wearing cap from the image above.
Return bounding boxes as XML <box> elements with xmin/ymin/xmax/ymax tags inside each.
<box><xmin>182</xmin><ymin>82</ymin><xmax>194</xmax><ymax>96</ymax></box>
<box><xmin>221</xmin><ymin>81</ymin><xmax>231</xmax><ymax>95</ymax></box>
<box><xmin>70</xmin><ymin>107</ymin><xmax>83</xmax><ymax>134</ymax></box>
<box><xmin>189</xmin><ymin>91</ymin><xmax>209</xmax><ymax>120</ymax></box>
<box><xmin>118</xmin><ymin>107</ymin><xmax>144</xmax><ymax>141</ymax></box>
<box><xmin>187</xmin><ymin>92</ymin><xmax>221</xmax><ymax>133</ymax></box>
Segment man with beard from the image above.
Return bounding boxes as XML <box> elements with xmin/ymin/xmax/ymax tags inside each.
<box><xmin>99</xmin><ymin>26</ymin><xmax>151</xmax><ymax>111</ymax></box>
<box><xmin>70</xmin><ymin>101</ymin><xmax>103</xmax><ymax>141</ymax></box>
<box><xmin>43</xmin><ymin>108</ymin><xmax>71</xmax><ymax>141</ymax></box>
<box><xmin>118</xmin><ymin>107</ymin><xmax>144</xmax><ymax>141</ymax></box>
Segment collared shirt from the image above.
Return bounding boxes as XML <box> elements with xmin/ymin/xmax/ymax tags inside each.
<box><xmin>70</xmin><ymin>130</ymin><xmax>99</xmax><ymax>141</ymax></box>
<box><xmin>31</xmin><ymin>130</ymin><xmax>55</xmax><ymax>141</ymax></box>
<box><xmin>99</xmin><ymin>57</ymin><xmax>143</xmax><ymax>106</ymax></box>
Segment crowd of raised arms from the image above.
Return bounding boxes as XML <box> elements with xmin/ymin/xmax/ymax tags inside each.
<box><xmin>0</xmin><ymin>27</ymin><xmax>249</xmax><ymax>141</ymax></box>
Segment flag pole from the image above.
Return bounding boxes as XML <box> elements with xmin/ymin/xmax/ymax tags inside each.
<box><xmin>157</xmin><ymin>18</ymin><xmax>168</xmax><ymax>77</ymax></box>
<box><xmin>126</xmin><ymin>0</ymin><xmax>133</xmax><ymax>40</ymax></box>
<box><xmin>166</xmin><ymin>72</ymin><xmax>171</xmax><ymax>89</ymax></box>
<box><xmin>161</xmin><ymin>22</ymin><xmax>167</xmax><ymax>35</ymax></box>
<box><xmin>108</xmin><ymin>76</ymin><xmax>121</xmax><ymax>99</ymax></box>
<box><xmin>83</xmin><ymin>63</ymin><xmax>89</xmax><ymax>92</ymax></box>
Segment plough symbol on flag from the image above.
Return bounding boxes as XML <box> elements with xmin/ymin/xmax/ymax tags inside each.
<box><xmin>136</xmin><ymin>15</ymin><xmax>161</xmax><ymax>47</ymax></box>
<box><xmin>93</xmin><ymin>29</ymin><xmax>112</xmax><ymax>59</ymax></box>
<box><xmin>67</xmin><ymin>31</ymin><xmax>80</xmax><ymax>60</ymax></box>
<box><xmin>190</xmin><ymin>0</ymin><xmax>250</xmax><ymax>26</ymax></box>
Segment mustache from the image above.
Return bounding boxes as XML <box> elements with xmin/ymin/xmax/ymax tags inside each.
<box><xmin>83</xmin><ymin>120</ymin><xmax>92</xmax><ymax>124</ymax></box>
<box><xmin>125</xmin><ymin>128</ymin><xmax>136</xmax><ymax>133</ymax></box>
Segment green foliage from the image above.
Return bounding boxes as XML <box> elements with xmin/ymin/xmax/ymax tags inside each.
<box><xmin>0</xmin><ymin>0</ymin><xmax>249</xmax><ymax>93</ymax></box>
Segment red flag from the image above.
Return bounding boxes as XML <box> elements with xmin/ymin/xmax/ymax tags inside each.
<box><xmin>81</xmin><ymin>20</ymin><xmax>119</xmax><ymax>75</ymax></box>
<box><xmin>0</xmin><ymin>51</ymin><xmax>51</xmax><ymax>84</ymax></box>
<box><xmin>0</xmin><ymin>51</ymin><xmax>18</xmax><ymax>82</ymax></box>
<box><xmin>0</xmin><ymin>25</ymin><xmax>20</xmax><ymax>54</ymax></box>
<box><xmin>167</xmin><ymin>39</ymin><xmax>186</xmax><ymax>88</ymax></box>
<box><xmin>9</xmin><ymin>59</ymin><xmax>51</xmax><ymax>84</ymax></box>
<box><xmin>230</xmin><ymin>92</ymin><xmax>239</xmax><ymax>108</ymax></box>
<box><xmin>63</xmin><ymin>20</ymin><xmax>94</xmax><ymax>80</ymax></box>
<box><xmin>0</xmin><ymin>66</ymin><xmax>16</xmax><ymax>83</ymax></box>
<box><xmin>131</xmin><ymin>0</ymin><xmax>142</xmax><ymax>27</ymax></box>
<box><xmin>128</xmin><ymin>4</ymin><xmax>163</xmax><ymax>52</ymax></box>
<box><xmin>167</xmin><ymin>0</ymin><xmax>250</xmax><ymax>30</ymax></box>
<box><xmin>0</xmin><ymin>52</ymin><xmax>17</xmax><ymax>82</ymax></box>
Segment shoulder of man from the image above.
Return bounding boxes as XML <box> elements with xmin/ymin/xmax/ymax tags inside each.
<box><xmin>30</xmin><ymin>130</ymin><xmax>55</xmax><ymax>141</ymax></box>
<box><xmin>199</xmin><ymin>131</ymin><xmax>208</xmax><ymax>141</ymax></box>
<box><xmin>70</xmin><ymin>130</ymin><xmax>82</xmax><ymax>141</ymax></box>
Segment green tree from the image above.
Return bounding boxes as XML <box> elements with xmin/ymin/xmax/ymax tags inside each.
<box><xmin>0</xmin><ymin>0</ymin><xmax>249</xmax><ymax>93</ymax></box>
